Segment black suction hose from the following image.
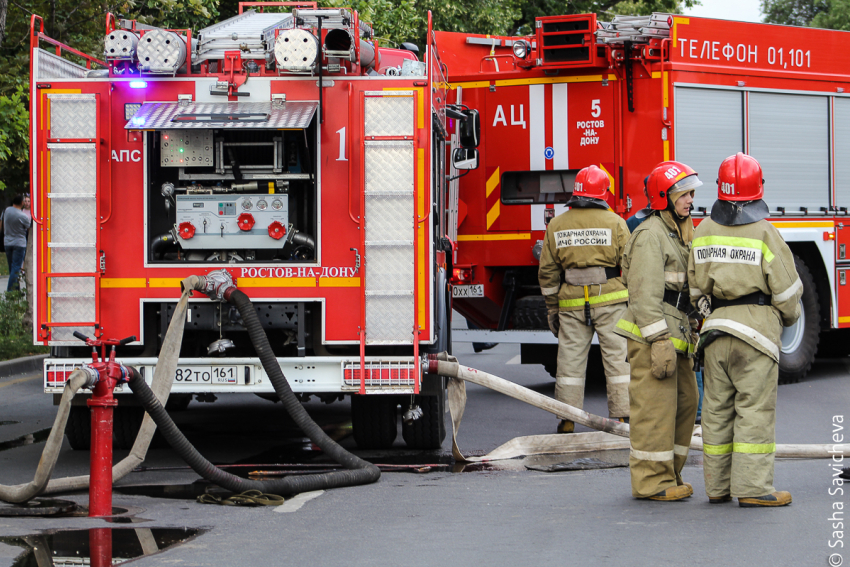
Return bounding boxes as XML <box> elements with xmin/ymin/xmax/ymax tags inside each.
<box><xmin>150</xmin><ymin>233</ymin><xmax>177</xmax><ymax>260</ymax></box>
<box><xmin>126</xmin><ymin>289</ymin><xmax>381</xmax><ymax>496</ymax></box>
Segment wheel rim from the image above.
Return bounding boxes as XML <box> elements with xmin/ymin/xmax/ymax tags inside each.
<box><xmin>781</xmin><ymin>298</ymin><xmax>805</xmax><ymax>354</ymax></box>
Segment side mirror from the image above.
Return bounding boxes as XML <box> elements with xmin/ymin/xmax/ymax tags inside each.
<box><xmin>459</xmin><ymin>109</ymin><xmax>480</xmax><ymax>148</ymax></box>
<box><xmin>453</xmin><ymin>148</ymin><xmax>479</xmax><ymax>170</ymax></box>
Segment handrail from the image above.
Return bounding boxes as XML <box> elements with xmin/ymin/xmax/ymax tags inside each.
<box><xmin>106</xmin><ymin>12</ymin><xmax>117</xmax><ymax>34</ymax></box>
<box><xmin>30</xmin><ymin>14</ymin><xmax>107</xmax><ymax>69</ymax></box>
<box><xmin>238</xmin><ymin>1</ymin><xmax>317</xmax><ymax>14</ymax></box>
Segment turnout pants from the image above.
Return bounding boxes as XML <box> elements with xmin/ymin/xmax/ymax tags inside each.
<box><xmin>555</xmin><ymin>302</ymin><xmax>630</xmax><ymax>419</ymax></box>
<box><xmin>627</xmin><ymin>338</ymin><xmax>698</xmax><ymax>498</ymax></box>
<box><xmin>702</xmin><ymin>334</ymin><xmax>778</xmax><ymax>498</ymax></box>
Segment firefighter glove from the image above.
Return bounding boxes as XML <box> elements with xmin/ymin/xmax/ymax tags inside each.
<box><xmin>650</xmin><ymin>336</ymin><xmax>676</xmax><ymax>380</ymax></box>
<box><xmin>547</xmin><ymin>307</ymin><xmax>560</xmax><ymax>337</ymax></box>
<box><xmin>697</xmin><ymin>295</ymin><xmax>712</xmax><ymax>318</ymax></box>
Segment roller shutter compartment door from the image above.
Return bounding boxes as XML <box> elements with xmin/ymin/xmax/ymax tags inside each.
<box><xmin>748</xmin><ymin>92</ymin><xmax>829</xmax><ymax>211</ymax></box>
<box><xmin>674</xmin><ymin>87</ymin><xmax>743</xmax><ymax>212</ymax></box>
<box><xmin>833</xmin><ymin>97</ymin><xmax>850</xmax><ymax>210</ymax></box>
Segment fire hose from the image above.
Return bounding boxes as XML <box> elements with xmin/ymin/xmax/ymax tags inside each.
<box><xmin>0</xmin><ymin>287</ymin><xmax>189</xmax><ymax>503</ymax></box>
<box><xmin>428</xmin><ymin>353</ymin><xmax>850</xmax><ymax>461</ymax></box>
<box><xmin>124</xmin><ymin>274</ymin><xmax>380</xmax><ymax>495</ymax></box>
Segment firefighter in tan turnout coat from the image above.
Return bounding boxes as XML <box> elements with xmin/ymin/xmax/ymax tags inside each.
<box><xmin>614</xmin><ymin>161</ymin><xmax>702</xmax><ymax>501</ymax></box>
<box><xmin>538</xmin><ymin>165</ymin><xmax>630</xmax><ymax>433</ymax></box>
<box><xmin>688</xmin><ymin>153</ymin><xmax>801</xmax><ymax>507</ymax></box>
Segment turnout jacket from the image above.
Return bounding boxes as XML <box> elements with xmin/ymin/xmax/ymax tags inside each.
<box><xmin>614</xmin><ymin>211</ymin><xmax>696</xmax><ymax>356</ymax></box>
<box><xmin>538</xmin><ymin>207</ymin><xmax>630</xmax><ymax>312</ymax></box>
<box><xmin>687</xmin><ymin>218</ymin><xmax>801</xmax><ymax>362</ymax></box>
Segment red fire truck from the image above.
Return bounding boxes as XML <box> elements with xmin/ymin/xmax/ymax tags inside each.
<box><xmin>30</xmin><ymin>3</ymin><xmax>460</xmax><ymax>450</ymax></box>
<box><xmin>440</xmin><ymin>13</ymin><xmax>850</xmax><ymax>384</ymax></box>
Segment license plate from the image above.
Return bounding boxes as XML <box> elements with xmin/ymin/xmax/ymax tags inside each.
<box><xmin>453</xmin><ymin>284</ymin><xmax>484</xmax><ymax>298</ymax></box>
<box><xmin>173</xmin><ymin>366</ymin><xmax>238</xmax><ymax>384</ymax></box>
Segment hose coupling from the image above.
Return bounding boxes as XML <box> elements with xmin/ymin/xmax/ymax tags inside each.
<box><xmin>403</xmin><ymin>405</ymin><xmax>423</xmax><ymax>425</ymax></box>
<box><xmin>183</xmin><ymin>269</ymin><xmax>237</xmax><ymax>301</ymax></box>
<box><xmin>80</xmin><ymin>365</ymin><xmax>100</xmax><ymax>389</ymax></box>
<box><xmin>426</xmin><ymin>353</ymin><xmax>440</xmax><ymax>374</ymax></box>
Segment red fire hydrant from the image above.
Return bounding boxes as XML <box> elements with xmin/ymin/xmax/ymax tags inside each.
<box><xmin>74</xmin><ymin>331</ymin><xmax>136</xmax><ymax>517</ymax></box>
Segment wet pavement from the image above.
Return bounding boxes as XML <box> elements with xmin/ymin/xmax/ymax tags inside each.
<box><xmin>0</xmin><ymin>339</ymin><xmax>848</xmax><ymax>566</ymax></box>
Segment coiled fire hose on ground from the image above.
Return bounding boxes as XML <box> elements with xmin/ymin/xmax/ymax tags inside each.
<box><xmin>429</xmin><ymin>353</ymin><xmax>850</xmax><ymax>462</ymax></box>
<box><xmin>125</xmin><ymin>276</ymin><xmax>380</xmax><ymax>496</ymax></box>
<box><xmin>0</xmin><ymin>288</ymin><xmax>190</xmax><ymax>503</ymax></box>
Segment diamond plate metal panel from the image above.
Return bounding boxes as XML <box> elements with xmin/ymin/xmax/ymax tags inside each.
<box><xmin>364</xmin><ymin>142</ymin><xmax>413</xmax><ymax>194</ymax></box>
<box><xmin>366</xmin><ymin>245</ymin><xmax>414</xmax><ymax>291</ymax></box>
<box><xmin>36</xmin><ymin>49</ymin><xmax>88</xmax><ymax>79</ymax></box>
<box><xmin>126</xmin><ymin>102</ymin><xmax>317</xmax><ymax>130</ymax></box>
<box><xmin>365</xmin><ymin>96</ymin><xmax>414</xmax><ymax>137</ymax></box>
<box><xmin>51</xmin><ymin>277</ymin><xmax>95</xmax><ymax>295</ymax></box>
<box><xmin>49</xmin><ymin>146</ymin><xmax>96</xmax><ymax>193</ymax></box>
<box><xmin>104</xmin><ymin>30</ymin><xmax>139</xmax><ymax>60</ymax></box>
<box><xmin>365</xmin><ymin>194</ymin><xmax>413</xmax><ymax>242</ymax></box>
<box><xmin>51</xmin><ymin>296</ymin><xmax>94</xmax><ymax>323</ymax></box>
<box><xmin>366</xmin><ymin>295</ymin><xmax>414</xmax><ymax>344</ymax></box>
<box><xmin>137</xmin><ymin>29</ymin><xmax>187</xmax><ymax>74</ymax></box>
<box><xmin>275</xmin><ymin>29</ymin><xmax>319</xmax><ymax>71</ymax></box>
<box><xmin>50</xmin><ymin>199</ymin><xmax>97</xmax><ymax>244</ymax></box>
<box><xmin>48</xmin><ymin>96</ymin><xmax>97</xmax><ymax>139</ymax></box>
<box><xmin>51</xmin><ymin>326</ymin><xmax>96</xmax><ymax>343</ymax></box>
<box><xmin>51</xmin><ymin>248</ymin><xmax>97</xmax><ymax>273</ymax></box>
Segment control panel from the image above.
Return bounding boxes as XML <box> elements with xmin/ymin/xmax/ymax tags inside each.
<box><xmin>160</xmin><ymin>130</ymin><xmax>214</xmax><ymax>167</ymax></box>
<box><xmin>175</xmin><ymin>194</ymin><xmax>289</xmax><ymax>249</ymax></box>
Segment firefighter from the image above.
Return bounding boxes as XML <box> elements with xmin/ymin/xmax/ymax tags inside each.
<box><xmin>688</xmin><ymin>153</ymin><xmax>801</xmax><ymax>507</ymax></box>
<box><xmin>614</xmin><ymin>161</ymin><xmax>701</xmax><ymax>501</ymax></box>
<box><xmin>538</xmin><ymin>165</ymin><xmax>630</xmax><ymax>433</ymax></box>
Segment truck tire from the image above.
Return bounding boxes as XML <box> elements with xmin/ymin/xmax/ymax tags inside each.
<box><xmin>113</xmin><ymin>407</ymin><xmax>145</xmax><ymax>450</ymax></box>
<box><xmin>351</xmin><ymin>395</ymin><xmax>398</xmax><ymax>449</ymax></box>
<box><xmin>513</xmin><ymin>295</ymin><xmax>548</xmax><ymax>329</ymax></box>
<box><xmin>65</xmin><ymin>406</ymin><xmax>91</xmax><ymax>450</ymax></box>
<box><xmin>778</xmin><ymin>255</ymin><xmax>820</xmax><ymax>385</ymax></box>
<box><xmin>401</xmin><ymin>394</ymin><xmax>446</xmax><ymax>450</ymax></box>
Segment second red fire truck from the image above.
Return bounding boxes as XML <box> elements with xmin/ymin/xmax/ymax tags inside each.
<box><xmin>440</xmin><ymin>13</ymin><xmax>850</xmax><ymax>384</ymax></box>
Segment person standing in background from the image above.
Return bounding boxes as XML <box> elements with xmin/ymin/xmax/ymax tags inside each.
<box><xmin>538</xmin><ymin>165</ymin><xmax>631</xmax><ymax>434</ymax></box>
<box><xmin>0</xmin><ymin>195</ymin><xmax>32</xmax><ymax>291</ymax></box>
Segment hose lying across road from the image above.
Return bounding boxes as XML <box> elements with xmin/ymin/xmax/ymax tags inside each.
<box><xmin>126</xmin><ymin>279</ymin><xmax>380</xmax><ymax>496</ymax></box>
<box><xmin>0</xmin><ymin>290</ymin><xmax>189</xmax><ymax>504</ymax></box>
<box><xmin>428</xmin><ymin>353</ymin><xmax>850</xmax><ymax>462</ymax></box>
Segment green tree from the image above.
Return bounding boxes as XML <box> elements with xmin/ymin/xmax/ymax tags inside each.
<box><xmin>761</xmin><ymin>0</ymin><xmax>829</xmax><ymax>26</ymax></box>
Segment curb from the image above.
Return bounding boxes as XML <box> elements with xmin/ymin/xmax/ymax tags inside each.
<box><xmin>0</xmin><ymin>354</ymin><xmax>46</xmax><ymax>379</ymax></box>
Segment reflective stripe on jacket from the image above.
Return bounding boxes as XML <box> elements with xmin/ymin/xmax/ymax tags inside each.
<box><xmin>614</xmin><ymin>211</ymin><xmax>696</xmax><ymax>356</ymax></box>
<box><xmin>538</xmin><ymin>207</ymin><xmax>630</xmax><ymax>312</ymax></box>
<box><xmin>687</xmin><ymin>218</ymin><xmax>801</xmax><ymax>362</ymax></box>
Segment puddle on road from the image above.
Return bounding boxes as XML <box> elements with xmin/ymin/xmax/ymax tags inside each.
<box><xmin>0</xmin><ymin>428</ymin><xmax>51</xmax><ymax>452</ymax></box>
<box><xmin>0</xmin><ymin>527</ymin><xmax>203</xmax><ymax>566</ymax></box>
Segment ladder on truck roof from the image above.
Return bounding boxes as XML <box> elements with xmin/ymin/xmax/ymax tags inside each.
<box><xmin>596</xmin><ymin>13</ymin><xmax>671</xmax><ymax>44</ymax></box>
<box><xmin>195</xmin><ymin>9</ymin><xmax>293</xmax><ymax>61</ymax></box>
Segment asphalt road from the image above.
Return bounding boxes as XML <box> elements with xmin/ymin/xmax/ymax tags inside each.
<box><xmin>0</xmin><ymin>340</ymin><xmax>848</xmax><ymax>567</ymax></box>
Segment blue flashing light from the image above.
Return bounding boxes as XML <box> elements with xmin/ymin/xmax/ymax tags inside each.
<box><xmin>129</xmin><ymin>80</ymin><xmax>147</xmax><ymax>89</ymax></box>
<box><xmin>132</xmin><ymin>116</ymin><xmax>146</xmax><ymax>126</ymax></box>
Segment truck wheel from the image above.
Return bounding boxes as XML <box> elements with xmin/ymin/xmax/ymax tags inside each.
<box><xmin>513</xmin><ymin>295</ymin><xmax>547</xmax><ymax>329</ymax></box>
<box><xmin>778</xmin><ymin>255</ymin><xmax>820</xmax><ymax>385</ymax></box>
<box><xmin>401</xmin><ymin>394</ymin><xmax>446</xmax><ymax>450</ymax></box>
<box><xmin>113</xmin><ymin>407</ymin><xmax>145</xmax><ymax>451</ymax></box>
<box><xmin>351</xmin><ymin>395</ymin><xmax>398</xmax><ymax>449</ymax></box>
<box><xmin>65</xmin><ymin>406</ymin><xmax>91</xmax><ymax>450</ymax></box>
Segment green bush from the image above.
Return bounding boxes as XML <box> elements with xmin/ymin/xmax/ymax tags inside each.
<box><xmin>0</xmin><ymin>291</ymin><xmax>48</xmax><ymax>360</ymax></box>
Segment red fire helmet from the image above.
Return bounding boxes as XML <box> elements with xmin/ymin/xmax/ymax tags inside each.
<box><xmin>717</xmin><ymin>152</ymin><xmax>764</xmax><ymax>201</ymax></box>
<box><xmin>573</xmin><ymin>165</ymin><xmax>610</xmax><ymax>200</ymax></box>
<box><xmin>646</xmin><ymin>161</ymin><xmax>702</xmax><ymax>210</ymax></box>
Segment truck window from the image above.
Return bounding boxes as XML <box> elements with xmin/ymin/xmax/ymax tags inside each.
<box><xmin>500</xmin><ymin>169</ymin><xmax>578</xmax><ymax>205</ymax></box>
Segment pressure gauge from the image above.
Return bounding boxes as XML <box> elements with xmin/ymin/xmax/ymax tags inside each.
<box><xmin>256</xmin><ymin>199</ymin><xmax>268</xmax><ymax>211</ymax></box>
<box><xmin>271</xmin><ymin>199</ymin><xmax>283</xmax><ymax>210</ymax></box>
<box><xmin>241</xmin><ymin>199</ymin><xmax>253</xmax><ymax>210</ymax></box>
